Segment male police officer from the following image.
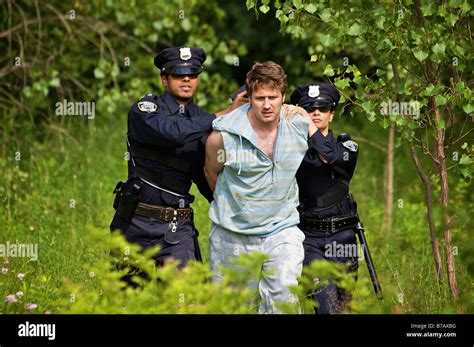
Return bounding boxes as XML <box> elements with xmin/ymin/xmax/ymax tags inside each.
<box><xmin>290</xmin><ymin>83</ymin><xmax>360</xmax><ymax>313</ymax></box>
<box><xmin>110</xmin><ymin>46</ymin><xmax>239</xmax><ymax>269</ymax></box>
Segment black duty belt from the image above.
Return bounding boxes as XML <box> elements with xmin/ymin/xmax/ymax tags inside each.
<box><xmin>135</xmin><ymin>202</ymin><xmax>193</xmax><ymax>221</ymax></box>
<box><xmin>299</xmin><ymin>214</ymin><xmax>359</xmax><ymax>233</ymax></box>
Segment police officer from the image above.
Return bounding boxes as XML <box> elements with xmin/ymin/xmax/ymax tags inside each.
<box><xmin>290</xmin><ymin>83</ymin><xmax>360</xmax><ymax>313</ymax></box>
<box><xmin>110</xmin><ymin>46</ymin><xmax>239</xmax><ymax>269</ymax></box>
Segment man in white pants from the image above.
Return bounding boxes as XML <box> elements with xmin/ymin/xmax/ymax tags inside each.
<box><xmin>204</xmin><ymin>61</ymin><xmax>317</xmax><ymax>313</ymax></box>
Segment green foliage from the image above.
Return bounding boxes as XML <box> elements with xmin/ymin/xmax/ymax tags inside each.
<box><xmin>1</xmin><ymin>0</ymin><xmax>472</xmax><ymax>315</ymax></box>
<box><xmin>60</xmin><ymin>228</ymin><xmax>266</xmax><ymax>314</ymax></box>
<box><xmin>1</xmin><ymin>0</ymin><xmax>246</xmax><ymax>146</ymax></box>
<box><xmin>248</xmin><ymin>0</ymin><xmax>473</xmax><ymax>140</ymax></box>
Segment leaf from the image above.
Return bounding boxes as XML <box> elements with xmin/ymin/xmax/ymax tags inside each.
<box><xmin>259</xmin><ymin>5</ymin><xmax>270</xmax><ymax>14</ymax></box>
<box><xmin>361</xmin><ymin>101</ymin><xmax>374</xmax><ymax>113</ymax></box>
<box><xmin>94</xmin><ymin>68</ymin><xmax>105</xmax><ymax>79</ymax></box>
<box><xmin>224</xmin><ymin>54</ymin><xmax>237</xmax><ymax>65</ymax></box>
<box><xmin>438</xmin><ymin>119</ymin><xmax>445</xmax><ymax>129</ymax></box>
<box><xmin>319</xmin><ymin>32</ymin><xmax>335</xmax><ymax>46</ymax></box>
<box><xmin>347</xmin><ymin>23</ymin><xmax>363</xmax><ymax>36</ymax></box>
<box><xmin>334</xmin><ymin>78</ymin><xmax>350</xmax><ymax>90</ymax></box>
<box><xmin>376</xmin><ymin>16</ymin><xmax>385</xmax><ymax>30</ymax></box>
<box><xmin>449</xmin><ymin>0</ymin><xmax>463</xmax><ymax>8</ymax></box>
<box><xmin>305</xmin><ymin>3</ymin><xmax>317</xmax><ymax>14</ymax></box>
<box><xmin>49</xmin><ymin>78</ymin><xmax>60</xmax><ymax>87</ymax></box>
<box><xmin>459</xmin><ymin>154</ymin><xmax>472</xmax><ymax>165</ymax></box>
<box><xmin>421</xmin><ymin>3</ymin><xmax>435</xmax><ymax>16</ymax></box>
<box><xmin>181</xmin><ymin>18</ymin><xmax>192</xmax><ymax>31</ymax></box>
<box><xmin>413</xmin><ymin>49</ymin><xmax>428</xmax><ymax>62</ymax></box>
<box><xmin>276</xmin><ymin>10</ymin><xmax>289</xmax><ymax>24</ymax></box>
<box><xmin>461</xmin><ymin>1</ymin><xmax>471</xmax><ymax>12</ymax></box>
<box><xmin>323</xmin><ymin>64</ymin><xmax>335</xmax><ymax>76</ymax></box>
<box><xmin>320</xmin><ymin>8</ymin><xmax>331</xmax><ymax>22</ymax></box>
<box><xmin>367</xmin><ymin>111</ymin><xmax>376</xmax><ymax>122</ymax></box>
<box><xmin>246</xmin><ymin>0</ymin><xmax>255</xmax><ymax>10</ymax></box>
<box><xmin>293</xmin><ymin>0</ymin><xmax>304</xmax><ymax>10</ymax></box>
<box><xmin>339</xmin><ymin>93</ymin><xmax>345</xmax><ymax>104</ymax></box>
<box><xmin>446</xmin><ymin>12</ymin><xmax>459</xmax><ymax>26</ymax></box>
<box><xmin>432</xmin><ymin>43</ymin><xmax>446</xmax><ymax>59</ymax></box>
<box><xmin>111</xmin><ymin>65</ymin><xmax>120</xmax><ymax>78</ymax></box>
<box><xmin>23</xmin><ymin>86</ymin><xmax>32</xmax><ymax>98</ymax></box>
<box><xmin>421</xmin><ymin>84</ymin><xmax>435</xmax><ymax>96</ymax></box>
<box><xmin>462</xmin><ymin>103</ymin><xmax>474</xmax><ymax>114</ymax></box>
<box><xmin>435</xmin><ymin>95</ymin><xmax>447</xmax><ymax>106</ymax></box>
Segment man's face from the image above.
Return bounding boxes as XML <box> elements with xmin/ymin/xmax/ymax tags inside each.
<box><xmin>307</xmin><ymin>107</ymin><xmax>334</xmax><ymax>131</ymax></box>
<box><xmin>162</xmin><ymin>74</ymin><xmax>198</xmax><ymax>104</ymax></box>
<box><xmin>249</xmin><ymin>85</ymin><xmax>284</xmax><ymax>124</ymax></box>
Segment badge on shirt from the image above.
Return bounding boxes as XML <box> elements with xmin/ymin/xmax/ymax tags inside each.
<box><xmin>138</xmin><ymin>101</ymin><xmax>157</xmax><ymax>113</ymax></box>
<box><xmin>308</xmin><ymin>85</ymin><xmax>320</xmax><ymax>98</ymax></box>
<box><xmin>342</xmin><ymin>140</ymin><xmax>358</xmax><ymax>152</ymax></box>
<box><xmin>180</xmin><ymin>47</ymin><xmax>192</xmax><ymax>61</ymax></box>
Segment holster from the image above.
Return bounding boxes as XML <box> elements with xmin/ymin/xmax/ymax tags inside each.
<box><xmin>113</xmin><ymin>180</ymin><xmax>143</xmax><ymax>222</ymax></box>
<box><xmin>113</xmin><ymin>181</ymin><xmax>125</xmax><ymax>210</ymax></box>
<box><xmin>347</xmin><ymin>193</ymin><xmax>358</xmax><ymax>214</ymax></box>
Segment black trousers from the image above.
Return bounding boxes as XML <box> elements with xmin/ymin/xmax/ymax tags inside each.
<box><xmin>301</xmin><ymin>227</ymin><xmax>359</xmax><ymax>314</ymax></box>
<box><xmin>110</xmin><ymin>212</ymin><xmax>198</xmax><ymax>269</ymax></box>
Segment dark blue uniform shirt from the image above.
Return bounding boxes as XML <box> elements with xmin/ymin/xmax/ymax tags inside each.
<box><xmin>297</xmin><ymin>130</ymin><xmax>358</xmax><ymax>218</ymax></box>
<box><xmin>127</xmin><ymin>91</ymin><xmax>216</xmax><ymax>207</ymax></box>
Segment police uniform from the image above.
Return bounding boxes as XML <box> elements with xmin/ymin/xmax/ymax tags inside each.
<box><xmin>110</xmin><ymin>47</ymin><xmax>216</xmax><ymax>268</ymax></box>
<box><xmin>290</xmin><ymin>83</ymin><xmax>360</xmax><ymax>313</ymax></box>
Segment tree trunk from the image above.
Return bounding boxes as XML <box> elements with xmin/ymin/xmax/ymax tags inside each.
<box><xmin>433</xmin><ymin>105</ymin><xmax>459</xmax><ymax>299</ymax></box>
<box><xmin>381</xmin><ymin>123</ymin><xmax>394</xmax><ymax>233</ymax></box>
<box><xmin>410</xmin><ymin>147</ymin><xmax>443</xmax><ymax>287</ymax></box>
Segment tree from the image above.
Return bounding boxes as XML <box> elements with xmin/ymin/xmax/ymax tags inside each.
<box><xmin>248</xmin><ymin>0</ymin><xmax>473</xmax><ymax>299</ymax></box>
<box><xmin>0</xmin><ymin>0</ymin><xmax>247</xmax><ymax>154</ymax></box>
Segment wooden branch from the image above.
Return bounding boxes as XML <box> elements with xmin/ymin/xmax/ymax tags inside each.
<box><xmin>351</xmin><ymin>135</ymin><xmax>387</xmax><ymax>152</ymax></box>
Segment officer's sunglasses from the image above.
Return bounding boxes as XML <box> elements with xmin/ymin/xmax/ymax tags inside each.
<box><xmin>305</xmin><ymin>106</ymin><xmax>332</xmax><ymax>113</ymax></box>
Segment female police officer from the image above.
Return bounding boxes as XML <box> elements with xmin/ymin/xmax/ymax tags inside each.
<box><xmin>290</xmin><ymin>83</ymin><xmax>360</xmax><ymax>313</ymax></box>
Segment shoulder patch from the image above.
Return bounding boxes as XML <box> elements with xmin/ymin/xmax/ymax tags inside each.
<box><xmin>342</xmin><ymin>140</ymin><xmax>358</xmax><ymax>152</ymax></box>
<box><xmin>138</xmin><ymin>101</ymin><xmax>157</xmax><ymax>113</ymax></box>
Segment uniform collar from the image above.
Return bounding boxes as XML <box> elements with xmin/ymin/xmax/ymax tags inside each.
<box><xmin>326</xmin><ymin>129</ymin><xmax>334</xmax><ymax>139</ymax></box>
<box><xmin>161</xmin><ymin>91</ymin><xmax>198</xmax><ymax>117</ymax></box>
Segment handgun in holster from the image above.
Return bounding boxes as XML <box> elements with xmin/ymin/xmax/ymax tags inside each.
<box><xmin>113</xmin><ymin>180</ymin><xmax>143</xmax><ymax>222</ymax></box>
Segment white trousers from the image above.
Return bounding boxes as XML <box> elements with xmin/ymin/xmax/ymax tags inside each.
<box><xmin>209</xmin><ymin>223</ymin><xmax>305</xmax><ymax>314</ymax></box>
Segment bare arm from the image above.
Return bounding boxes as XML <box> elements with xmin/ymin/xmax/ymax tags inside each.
<box><xmin>204</xmin><ymin>131</ymin><xmax>225</xmax><ymax>192</ymax></box>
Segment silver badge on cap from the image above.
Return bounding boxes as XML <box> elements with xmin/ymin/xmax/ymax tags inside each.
<box><xmin>179</xmin><ymin>47</ymin><xmax>192</xmax><ymax>61</ymax></box>
<box><xmin>308</xmin><ymin>85</ymin><xmax>320</xmax><ymax>98</ymax></box>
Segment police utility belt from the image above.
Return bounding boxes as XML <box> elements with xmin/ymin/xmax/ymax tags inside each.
<box><xmin>112</xmin><ymin>181</ymin><xmax>192</xmax><ymax>223</ymax></box>
<box><xmin>299</xmin><ymin>214</ymin><xmax>359</xmax><ymax>234</ymax></box>
<box><xmin>135</xmin><ymin>202</ymin><xmax>193</xmax><ymax>221</ymax></box>
<box><xmin>299</xmin><ymin>189</ymin><xmax>359</xmax><ymax>233</ymax></box>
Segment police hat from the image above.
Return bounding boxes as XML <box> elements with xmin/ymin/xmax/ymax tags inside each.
<box><xmin>290</xmin><ymin>83</ymin><xmax>340</xmax><ymax>111</ymax></box>
<box><xmin>154</xmin><ymin>46</ymin><xmax>206</xmax><ymax>75</ymax></box>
